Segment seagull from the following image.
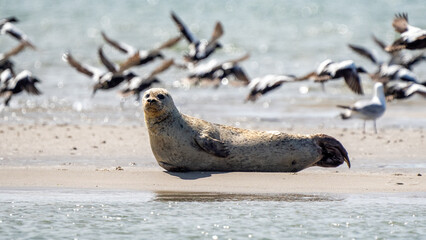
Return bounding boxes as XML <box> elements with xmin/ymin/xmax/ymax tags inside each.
<box><xmin>337</xmin><ymin>82</ymin><xmax>386</xmax><ymax>134</ymax></box>
<box><xmin>370</xmin><ymin>35</ymin><xmax>425</xmax><ymax>69</ymax></box>
<box><xmin>0</xmin><ymin>70</ymin><xmax>41</xmax><ymax>106</ymax></box>
<box><xmin>0</xmin><ymin>16</ymin><xmax>18</xmax><ymax>25</ymax></box>
<box><xmin>171</xmin><ymin>11</ymin><xmax>223</xmax><ymax>63</ymax></box>
<box><xmin>245</xmin><ymin>74</ymin><xmax>298</xmax><ymax>102</ymax></box>
<box><xmin>62</xmin><ymin>50</ymin><xmax>137</xmax><ymax>96</ymax></box>
<box><xmin>298</xmin><ymin>59</ymin><xmax>366</xmax><ymax>94</ymax></box>
<box><xmin>119</xmin><ymin>59</ymin><xmax>174</xmax><ymax>101</ymax></box>
<box><xmin>0</xmin><ymin>17</ymin><xmax>36</xmax><ymax>49</ymax></box>
<box><xmin>385</xmin><ymin>81</ymin><xmax>426</xmax><ymax>101</ymax></box>
<box><xmin>385</xmin><ymin>13</ymin><xmax>426</xmax><ymax>52</ymax></box>
<box><xmin>101</xmin><ymin>31</ymin><xmax>181</xmax><ymax>68</ymax></box>
<box><xmin>372</xmin><ymin>63</ymin><xmax>418</xmax><ymax>83</ymax></box>
<box><xmin>348</xmin><ymin>43</ymin><xmax>421</xmax><ymax>83</ymax></box>
<box><xmin>184</xmin><ymin>54</ymin><xmax>250</xmax><ymax>87</ymax></box>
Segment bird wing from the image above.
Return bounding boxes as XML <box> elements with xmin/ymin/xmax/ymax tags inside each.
<box><xmin>0</xmin><ymin>68</ymin><xmax>14</xmax><ymax>84</ymax></box>
<box><xmin>296</xmin><ymin>71</ymin><xmax>318</xmax><ymax>81</ymax></box>
<box><xmin>62</xmin><ymin>52</ymin><xmax>96</xmax><ymax>78</ymax></box>
<box><xmin>342</xmin><ymin>70</ymin><xmax>364</xmax><ymax>95</ymax></box>
<box><xmin>404</xmin><ymin>53</ymin><xmax>426</xmax><ymax>69</ymax></box>
<box><xmin>12</xmin><ymin>73</ymin><xmax>42</xmax><ymax>95</ymax></box>
<box><xmin>22</xmin><ymin>79</ymin><xmax>42</xmax><ymax>95</ymax></box>
<box><xmin>348</xmin><ymin>44</ymin><xmax>377</xmax><ymax>64</ymax></box>
<box><xmin>353</xmin><ymin>103</ymin><xmax>385</xmax><ymax>118</ymax></box>
<box><xmin>148</xmin><ymin>59</ymin><xmax>174</xmax><ymax>78</ymax></box>
<box><xmin>154</xmin><ymin>35</ymin><xmax>182</xmax><ymax>51</ymax></box>
<box><xmin>0</xmin><ymin>42</ymin><xmax>26</xmax><ymax>61</ymax></box>
<box><xmin>1</xmin><ymin>22</ymin><xmax>36</xmax><ymax>49</ymax></box>
<box><xmin>101</xmin><ymin>31</ymin><xmax>137</xmax><ymax>55</ymax></box>
<box><xmin>170</xmin><ymin>11</ymin><xmax>198</xmax><ymax>44</ymax></box>
<box><xmin>392</xmin><ymin>13</ymin><xmax>409</xmax><ymax>34</ymax></box>
<box><xmin>207</xmin><ymin>21</ymin><xmax>224</xmax><ymax>46</ymax></box>
<box><xmin>118</xmin><ymin>52</ymin><xmax>141</xmax><ymax>73</ymax></box>
<box><xmin>98</xmin><ymin>46</ymin><xmax>118</xmax><ymax>73</ymax></box>
<box><xmin>372</xmin><ymin>35</ymin><xmax>387</xmax><ymax>50</ymax></box>
<box><xmin>227</xmin><ymin>53</ymin><xmax>250</xmax><ymax>65</ymax></box>
<box><xmin>245</xmin><ymin>75</ymin><xmax>293</xmax><ymax>102</ymax></box>
<box><xmin>212</xmin><ymin>53</ymin><xmax>250</xmax><ymax>74</ymax></box>
<box><xmin>404</xmin><ymin>83</ymin><xmax>426</xmax><ymax>97</ymax></box>
<box><xmin>231</xmin><ymin>66</ymin><xmax>250</xmax><ymax>84</ymax></box>
<box><xmin>0</xmin><ymin>16</ymin><xmax>19</xmax><ymax>26</ymax></box>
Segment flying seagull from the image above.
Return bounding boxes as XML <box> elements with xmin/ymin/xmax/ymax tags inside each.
<box><xmin>101</xmin><ymin>31</ymin><xmax>181</xmax><ymax>68</ymax></box>
<box><xmin>0</xmin><ymin>70</ymin><xmax>41</xmax><ymax>106</ymax></box>
<box><xmin>299</xmin><ymin>59</ymin><xmax>366</xmax><ymax>95</ymax></box>
<box><xmin>0</xmin><ymin>17</ymin><xmax>36</xmax><ymax>49</ymax></box>
<box><xmin>171</xmin><ymin>11</ymin><xmax>224</xmax><ymax>63</ymax></box>
<box><xmin>185</xmin><ymin>54</ymin><xmax>250</xmax><ymax>87</ymax></box>
<box><xmin>385</xmin><ymin>13</ymin><xmax>426</xmax><ymax>52</ymax></box>
<box><xmin>62</xmin><ymin>50</ymin><xmax>137</xmax><ymax>96</ymax></box>
<box><xmin>119</xmin><ymin>59</ymin><xmax>174</xmax><ymax>101</ymax></box>
<box><xmin>245</xmin><ymin>74</ymin><xmax>299</xmax><ymax>102</ymax></box>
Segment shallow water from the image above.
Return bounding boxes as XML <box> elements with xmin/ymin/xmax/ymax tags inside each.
<box><xmin>0</xmin><ymin>0</ymin><xmax>425</xmax><ymax>128</ymax></box>
<box><xmin>0</xmin><ymin>188</ymin><xmax>425</xmax><ymax>239</ymax></box>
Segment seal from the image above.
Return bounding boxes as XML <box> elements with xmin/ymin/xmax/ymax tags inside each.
<box><xmin>143</xmin><ymin>88</ymin><xmax>350</xmax><ymax>172</ymax></box>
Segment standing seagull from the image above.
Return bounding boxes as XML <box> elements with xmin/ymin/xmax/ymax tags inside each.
<box><xmin>299</xmin><ymin>59</ymin><xmax>366</xmax><ymax>95</ymax></box>
<box><xmin>337</xmin><ymin>82</ymin><xmax>386</xmax><ymax>134</ymax></box>
<box><xmin>171</xmin><ymin>11</ymin><xmax>223</xmax><ymax>63</ymax></box>
<box><xmin>0</xmin><ymin>70</ymin><xmax>41</xmax><ymax>106</ymax></box>
<box><xmin>0</xmin><ymin>17</ymin><xmax>36</xmax><ymax>49</ymax></box>
<box><xmin>101</xmin><ymin>31</ymin><xmax>181</xmax><ymax>67</ymax></box>
<box><xmin>385</xmin><ymin>13</ymin><xmax>426</xmax><ymax>52</ymax></box>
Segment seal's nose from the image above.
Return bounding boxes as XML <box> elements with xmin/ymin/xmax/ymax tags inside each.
<box><xmin>147</xmin><ymin>98</ymin><xmax>157</xmax><ymax>103</ymax></box>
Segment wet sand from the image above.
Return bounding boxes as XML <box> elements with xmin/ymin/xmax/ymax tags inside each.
<box><xmin>0</xmin><ymin>124</ymin><xmax>425</xmax><ymax>194</ymax></box>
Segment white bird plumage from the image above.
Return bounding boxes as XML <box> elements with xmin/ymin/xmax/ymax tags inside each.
<box><xmin>337</xmin><ymin>82</ymin><xmax>386</xmax><ymax>134</ymax></box>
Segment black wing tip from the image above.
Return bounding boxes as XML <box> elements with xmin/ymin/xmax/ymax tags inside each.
<box><xmin>395</xmin><ymin>12</ymin><xmax>408</xmax><ymax>22</ymax></box>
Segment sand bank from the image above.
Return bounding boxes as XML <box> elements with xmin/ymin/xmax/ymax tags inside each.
<box><xmin>0</xmin><ymin>124</ymin><xmax>425</xmax><ymax>194</ymax></box>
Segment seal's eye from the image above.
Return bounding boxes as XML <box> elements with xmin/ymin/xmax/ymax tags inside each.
<box><xmin>145</xmin><ymin>94</ymin><xmax>150</xmax><ymax>98</ymax></box>
<box><xmin>157</xmin><ymin>94</ymin><xmax>165</xmax><ymax>100</ymax></box>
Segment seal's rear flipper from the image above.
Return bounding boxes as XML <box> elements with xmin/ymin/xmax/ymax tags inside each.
<box><xmin>194</xmin><ymin>133</ymin><xmax>230</xmax><ymax>158</ymax></box>
<box><xmin>312</xmin><ymin>134</ymin><xmax>350</xmax><ymax>168</ymax></box>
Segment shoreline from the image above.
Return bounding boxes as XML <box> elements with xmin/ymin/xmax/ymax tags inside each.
<box><xmin>0</xmin><ymin>166</ymin><xmax>424</xmax><ymax>194</ymax></box>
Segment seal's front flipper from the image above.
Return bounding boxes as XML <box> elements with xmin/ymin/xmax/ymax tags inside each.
<box><xmin>194</xmin><ymin>133</ymin><xmax>230</xmax><ymax>158</ymax></box>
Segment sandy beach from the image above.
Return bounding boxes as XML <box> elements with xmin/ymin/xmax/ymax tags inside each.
<box><xmin>1</xmin><ymin>124</ymin><xmax>425</xmax><ymax>194</ymax></box>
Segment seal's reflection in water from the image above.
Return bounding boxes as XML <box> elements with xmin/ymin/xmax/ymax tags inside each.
<box><xmin>153</xmin><ymin>191</ymin><xmax>341</xmax><ymax>202</ymax></box>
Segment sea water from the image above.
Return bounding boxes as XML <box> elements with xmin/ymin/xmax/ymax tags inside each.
<box><xmin>0</xmin><ymin>189</ymin><xmax>425</xmax><ymax>239</ymax></box>
<box><xmin>0</xmin><ymin>0</ymin><xmax>425</xmax><ymax>128</ymax></box>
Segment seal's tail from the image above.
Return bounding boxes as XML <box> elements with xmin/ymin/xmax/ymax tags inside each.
<box><xmin>312</xmin><ymin>134</ymin><xmax>350</xmax><ymax>168</ymax></box>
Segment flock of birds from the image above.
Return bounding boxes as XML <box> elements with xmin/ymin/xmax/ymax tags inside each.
<box><xmin>1</xmin><ymin>12</ymin><xmax>425</xmax><ymax>133</ymax></box>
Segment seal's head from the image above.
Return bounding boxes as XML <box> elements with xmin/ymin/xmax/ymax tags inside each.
<box><xmin>143</xmin><ymin>88</ymin><xmax>177</xmax><ymax>122</ymax></box>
